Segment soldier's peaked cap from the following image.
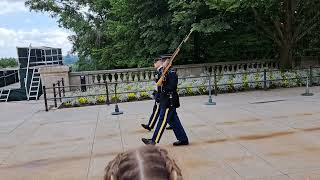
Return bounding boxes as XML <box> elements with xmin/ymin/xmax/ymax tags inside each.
<box><xmin>160</xmin><ymin>54</ymin><xmax>173</xmax><ymax>60</ymax></box>
<box><xmin>153</xmin><ymin>57</ymin><xmax>162</xmax><ymax>63</ymax></box>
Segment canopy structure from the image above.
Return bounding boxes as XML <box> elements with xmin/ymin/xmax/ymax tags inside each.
<box><xmin>0</xmin><ymin>46</ymin><xmax>64</xmax><ymax>102</ymax></box>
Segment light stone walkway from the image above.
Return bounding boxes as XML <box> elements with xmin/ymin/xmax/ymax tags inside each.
<box><xmin>0</xmin><ymin>86</ymin><xmax>320</xmax><ymax>180</ymax></box>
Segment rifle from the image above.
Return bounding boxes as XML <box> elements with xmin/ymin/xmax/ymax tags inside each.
<box><xmin>156</xmin><ymin>29</ymin><xmax>193</xmax><ymax>86</ymax></box>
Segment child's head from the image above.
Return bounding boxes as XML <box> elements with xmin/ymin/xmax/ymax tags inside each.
<box><xmin>104</xmin><ymin>145</ymin><xmax>182</xmax><ymax>180</ymax></box>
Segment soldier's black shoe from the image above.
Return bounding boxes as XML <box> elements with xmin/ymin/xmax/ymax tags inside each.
<box><xmin>166</xmin><ymin>126</ymin><xmax>173</xmax><ymax>130</ymax></box>
<box><xmin>141</xmin><ymin>124</ymin><xmax>151</xmax><ymax>131</ymax></box>
<box><xmin>142</xmin><ymin>138</ymin><xmax>155</xmax><ymax>145</ymax></box>
<box><xmin>173</xmin><ymin>140</ymin><xmax>189</xmax><ymax>146</ymax></box>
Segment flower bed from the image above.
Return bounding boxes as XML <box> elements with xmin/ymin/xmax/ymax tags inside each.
<box><xmin>60</xmin><ymin>68</ymin><xmax>320</xmax><ymax>108</ymax></box>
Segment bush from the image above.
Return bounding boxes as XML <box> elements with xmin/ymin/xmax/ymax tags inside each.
<box><xmin>254</xmin><ymin>72</ymin><xmax>262</xmax><ymax>89</ymax></box>
<box><xmin>186</xmin><ymin>86</ymin><xmax>194</xmax><ymax>95</ymax></box>
<box><xmin>128</xmin><ymin>93</ymin><xmax>136</xmax><ymax>101</ymax></box>
<box><xmin>0</xmin><ymin>58</ymin><xmax>18</xmax><ymax>68</ymax></box>
<box><xmin>242</xmin><ymin>73</ymin><xmax>249</xmax><ymax>89</ymax></box>
<box><xmin>268</xmin><ymin>71</ymin><xmax>276</xmax><ymax>88</ymax></box>
<box><xmin>126</xmin><ymin>85</ymin><xmax>133</xmax><ymax>91</ymax></box>
<box><xmin>64</xmin><ymin>101</ymin><xmax>73</xmax><ymax>107</ymax></box>
<box><xmin>226</xmin><ymin>76</ymin><xmax>235</xmax><ymax>92</ymax></box>
<box><xmin>96</xmin><ymin>95</ymin><xmax>106</xmax><ymax>104</ymax></box>
<box><xmin>111</xmin><ymin>95</ymin><xmax>120</xmax><ymax>102</ymax></box>
<box><xmin>61</xmin><ymin>68</ymin><xmax>318</xmax><ymax>109</ymax></box>
<box><xmin>281</xmin><ymin>72</ymin><xmax>289</xmax><ymax>88</ymax></box>
<box><xmin>78</xmin><ymin>97</ymin><xmax>89</xmax><ymax>104</ymax></box>
<box><xmin>198</xmin><ymin>86</ymin><xmax>206</xmax><ymax>94</ymax></box>
<box><xmin>140</xmin><ymin>91</ymin><xmax>149</xmax><ymax>99</ymax></box>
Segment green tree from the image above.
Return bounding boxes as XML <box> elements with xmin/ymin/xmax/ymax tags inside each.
<box><xmin>25</xmin><ymin>0</ymin><xmax>320</xmax><ymax>70</ymax></box>
<box><xmin>206</xmin><ymin>0</ymin><xmax>320</xmax><ymax>68</ymax></box>
<box><xmin>0</xmin><ymin>58</ymin><xmax>18</xmax><ymax>68</ymax></box>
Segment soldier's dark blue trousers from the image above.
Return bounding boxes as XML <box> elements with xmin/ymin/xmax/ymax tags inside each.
<box><xmin>147</xmin><ymin>102</ymin><xmax>160</xmax><ymax>129</ymax></box>
<box><xmin>152</xmin><ymin>107</ymin><xmax>188</xmax><ymax>143</ymax></box>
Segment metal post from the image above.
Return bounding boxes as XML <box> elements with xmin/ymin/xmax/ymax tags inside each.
<box><xmin>264</xmin><ymin>69</ymin><xmax>267</xmax><ymax>91</ymax></box>
<box><xmin>214</xmin><ymin>70</ymin><xmax>218</xmax><ymax>96</ymax></box>
<box><xmin>205</xmin><ymin>67</ymin><xmax>216</xmax><ymax>105</ymax></box>
<box><xmin>61</xmin><ymin>78</ymin><xmax>65</xmax><ymax>97</ymax></box>
<box><xmin>302</xmin><ymin>73</ymin><xmax>314</xmax><ymax>96</ymax></box>
<box><xmin>105</xmin><ymin>81</ymin><xmax>110</xmax><ymax>105</ymax></box>
<box><xmin>112</xmin><ymin>83</ymin><xmax>123</xmax><ymax>115</ymax></box>
<box><xmin>4</xmin><ymin>74</ymin><xmax>6</xmax><ymax>86</ymax></box>
<box><xmin>53</xmin><ymin>84</ymin><xmax>57</xmax><ymax>107</ymax></box>
<box><xmin>43</xmin><ymin>86</ymin><xmax>48</xmax><ymax>112</ymax></box>
<box><xmin>57</xmin><ymin>81</ymin><xmax>62</xmax><ymax>102</ymax></box>
<box><xmin>14</xmin><ymin>71</ymin><xmax>17</xmax><ymax>83</ymax></box>
<box><xmin>309</xmin><ymin>66</ymin><xmax>313</xmax><ymax>87</ymax></box>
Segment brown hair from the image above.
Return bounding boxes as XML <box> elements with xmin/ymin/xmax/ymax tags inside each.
<box><xmin>104</xmin><ymin>145</ymin><xmax>182</xmax><ymax>180</ymax></box>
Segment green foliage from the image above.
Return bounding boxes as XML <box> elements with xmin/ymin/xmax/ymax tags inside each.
<box><xmin>127</xmin><ymin>93</ymin><xmax>136</xmax><ymax>101</ymax></box>
<box><xmin>268</xmin><ymin>71</ymin><xmax>277</xmax><ymax>88</ymax></box>
<box><xmin>96</xmin><ymin>95</ymin><xmax>106</xmax><ymax>104</ymax></box>
<box><xmin>111</xmin><ymin>95</ymin><xmax>120</xmax><ymax>102</ymax></box>
<box><xmin>140</xmin><ymin>91</ymin><xmax>149</xmax><ymax>99</ymax></box>
<box><xmin>294</xmin><ymin>72</ymin><xmax>303</xmax><ymax>86</ymax></box>
<box><xmin>198</xmin><ymin>86</ymin><xmax>206</xmax><ymax>95</ymax></box>
<box><xmin>242</xmin><ymin>73</ymin><xmax>249</xmax><ymax>89</ymax></box>
<box><xmin>78</xmin><ymin>97</ymin><xmax>89</xmax><ymax>104</ymax></box>
<box><xmin>64</xmin><ymin>101</ymin><xmax>73</xmax><ymax>107</ymax></box>
<box><xmin>25</xmin><ymin>0</ymin><xmax>320</xmax><ymax>70</ymax></box>
<box><xmin>254</xmin><ymin>72</ymin><xmax>261</xmax><ymax>89</ymax></box>
<box><xmin>0</xmin><ymin>58</ymin><xmax>18</xmax><ymax>68</ymax></box>
<box><xmin>126</xmin><ymin>85</ymin><xmax>133</xmax><ymax>91</ymax></box>
<box><xmin>281</xmin><ymin>72</ymin><xmax>289</xmax><ymax>88</ymax></box>
<box><xmin>186</xmin><ymin>84</ymin><xmax>194</xmax><ymax>95</ymax></box>
<box><xmin>227</xmin><ymin>76</ymin><xmax>234</xmax><ymax>92</ymax></box>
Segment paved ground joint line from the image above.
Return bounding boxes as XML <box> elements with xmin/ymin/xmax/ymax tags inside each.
<box><xmin>8</xmin><ymin>109</ymin><xmax>41</xmax><ymax>135</ymax></box>
<box><xmin>184</xmin><ymin>111</ymin><xmax>244</xmax><ymax>179</ymax></box>
<box><xmin>118</xmin><ymin>116</ymin><xmax>125</xmax><ymax>152</ymax></box>
<box><xmin>232</xmin><ymin>106</ymin><xmax>293</xmax><ymax>178</ymax></box>
<box><xmin>186</xmin><ymin>108</ymin><xmax>291</xmax><ymax>179</ymax></box>
<box><xmin>86</xmin><ymin>109</ymin><xmax>100</xmax><ymax>180</ymax></box>
<box><xmin>0</xmin><ymin>110</ymin><xmax>41</xmax><ymax>165</ymax></box>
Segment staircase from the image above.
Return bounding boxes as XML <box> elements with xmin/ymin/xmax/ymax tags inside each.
<box><xmin>0</xmin><ymin>89</ymin><xmax>11</xmax><ymax>102</ymax></box>
<box><xmin>28</xmin><ymin>68</ymin><xmax>41</xmax><ymax>100</ymax></box>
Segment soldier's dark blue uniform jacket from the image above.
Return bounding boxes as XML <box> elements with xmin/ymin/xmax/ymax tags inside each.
<box><xmin>152</xmin><ymin>67</ymin><xmax>163</xmax><ymax>103</ymax></box>
<box><xmin>160</xmin><ymin>68</ymin><xmax>180</xmax><ymax>108</ymax></box>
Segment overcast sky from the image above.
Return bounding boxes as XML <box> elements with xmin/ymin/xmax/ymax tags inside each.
<box><xmin>0</xmin><ymin>0</ymin><xmax>73</xmax><ymax>58</ymax></box>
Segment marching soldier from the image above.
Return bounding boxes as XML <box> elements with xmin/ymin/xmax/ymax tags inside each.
<box><xmin>141</xmin><ymin>57</ymin><xmax>172</xmax><ymax>131</ymax></box>
<box><xmin>142</xmin><ymin>57</ymin><xmax>189</xmax><ymax>146</ymax></box>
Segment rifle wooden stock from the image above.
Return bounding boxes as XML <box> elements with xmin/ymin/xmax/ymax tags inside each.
<box><xmin>156</xmin><ymin>30</ymin><xmax>193</xmax><ymax>86</ymax></box>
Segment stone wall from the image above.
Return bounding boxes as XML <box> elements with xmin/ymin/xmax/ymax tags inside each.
<box><xmin>39</xmin><ymin>65</ymin><xmax>70</xmax><ymax>93</ymax></box>
<box><xmin>69</xmin><ymin>60</ymin><xmax>279</xmax><ymax>86</ymax></box>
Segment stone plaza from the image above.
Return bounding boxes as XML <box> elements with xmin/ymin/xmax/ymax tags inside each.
<box><xmin>0</xmin><ymin>86</ymin><xmax>320</xmax><ymax>180</ymax></box>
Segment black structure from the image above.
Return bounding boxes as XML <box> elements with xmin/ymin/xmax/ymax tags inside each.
<box><xmin>0</xmin><ymin>46</ymin><xmax>64</xmax><ymax>102</ymax></box>
<box><xmin>0</xmin><ymin>69</ymin><xmax>19</xmax><ymax>88</ymax></box>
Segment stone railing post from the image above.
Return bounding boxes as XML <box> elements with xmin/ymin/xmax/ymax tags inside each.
<box><xmin>140</xmin><ymin>71</ymin><xmax>144</xmax><ymax>81</ymax></box>
<box><xmin>129</xmin><ymin>72</ymin><xmax>133</xmax><ymax>81</ymax></box>
<box><xmin>145</xmin><ymin>71</ymin><xmax>150</xmax><ymax>81</ymax></box>
<box><xmin>111</xmin><ymin>73</ymin><xmax>116</xmax><ymax>82</ymax></box>
<box><xmin>39</xmin><ymin>65</ymin><xmax>70</xmax><ymax>93</ymax></box>
<box><xmin>133</xmin><ymin>72</ymin><xmax>138</xmax><ymax>81</ymax></box>
<box><xmin>68</xmin><ymin>59</ymin><xmax>279</xmax><ymax>87</ymax></box>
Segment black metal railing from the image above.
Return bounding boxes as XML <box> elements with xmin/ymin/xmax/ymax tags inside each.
<box><xmin>42</xmin><ymin>66</ymin><xmax>320</xmax><ymax>112</ymax></box>
<box><xmin>43</xmin><ymin>78</ymin><xmax>66</xmax><ymax>111</ymax></box>
<box><xmin>0</xmin><ymin>71</ymin><xmax>19</xmax><ymax>88</ymax></box>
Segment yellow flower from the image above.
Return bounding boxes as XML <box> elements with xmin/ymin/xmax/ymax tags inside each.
<box><xmin>78</xmin><ymin>97</ymin><xmax>89</xmax><ymax>104</ymax></box>
<box><xmin>128</xmin><ymin>93</ymin><xmax>136</xmax><ymax>100</ymax></box>
<box><xmin>96</xmin><ymin>96</ymin><xmax>106</xmax><ymax>103</ymax></box>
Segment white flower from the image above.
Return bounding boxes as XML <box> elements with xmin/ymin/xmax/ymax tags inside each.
<box><xmin>233</xmin><ymin>73</ymin><xmax>243</xmax><ymax>90</ymax></box>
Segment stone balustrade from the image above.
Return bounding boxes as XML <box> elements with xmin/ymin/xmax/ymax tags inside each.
<box><xmin>69</xmin><ymin>60</ymin><xmax>279</xmax><ymax>86</ymax></box>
